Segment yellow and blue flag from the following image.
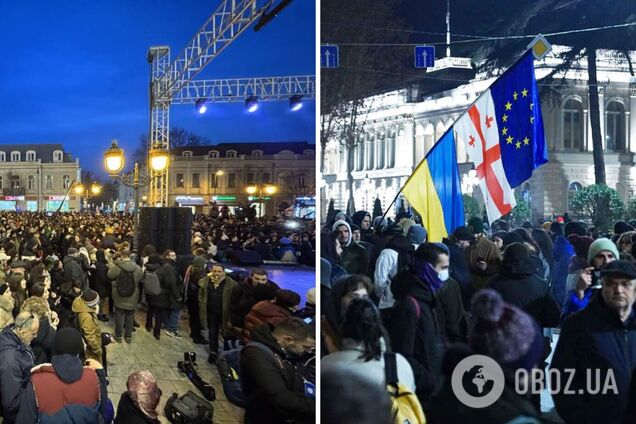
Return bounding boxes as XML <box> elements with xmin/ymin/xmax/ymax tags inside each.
<box><xmin>402</xmin><ymin>129</ymin><xmax>464</xmax><ymax>242</ymax></box>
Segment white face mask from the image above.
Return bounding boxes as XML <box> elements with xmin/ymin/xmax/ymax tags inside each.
<box><xmin>438</xmin><ymin>269</ymin><xmax>449</xmax><ymax>282</ymax></box>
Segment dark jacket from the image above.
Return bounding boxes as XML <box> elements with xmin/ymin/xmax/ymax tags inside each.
<box><xmin>16</xmin><ymin>354</ymin><xmax>108</xmax><ymax>424</ymax></box>
<box><xmin>443</xmin><ymin>237</ymin><xmax>473</xmax><ymax>309</ymax></box>
<box><xmin>198</xmin><ymin>275</ymin><xmax>238</xmax><ymax>338</ymax></box>
<box><xmin>63</xmin><ymin>255</ymin><xmax>87</xmax><ymax>292</ymax></box>
<box><xmin>240</xmin><ymin>324</ymin><xmax>314</xmax><ymax>424</ymax></box>
<box><xmin>158</xmin><ymin>261</ymin><xmax>182</xmax><ymax>310</ymax></box>
<box><xmin>551</xmin><ymin>235</ymin><xmax>574</xmax><ymax>306</ymax></box>
<box><xmin>31</xmin><ymin>317</ymin><xmax>55</xmax><ymax>365</ymax></box>
<box><xmin>387</xmin><ymin>269</ymin><xmax>444</xmax><ymax>404</ymax></box>
<box><xmin>435</xmin><ymin>277</ymin><xmax>469</xmax><ymax>344</ymax></box>
<box><xmin>229</xmin><ymin>278</ymin><xmax>280</xmax><ymax>328</ymax></box>
<box><xmin>551</xmin><ymin>293</ymin><xmax>636</xmax><ymax>424</ymax></box>
<box><xmin>114</xmin><ymin>392</ymin><xmax>159</xmax><ymax>424</ymax></box>
<box><xmin>94</xmin><ymin>250</ymin><xmax>111</xmax><ymax>299</ymax></box>
<box><xmin>0</xmin><ymin>326</ymin><xmax>35</xmax><ymax>423</ymax></box>
<box><xmin>108</xmin><ymin>259</ymin><xmax>142</xmax><ymax>311</ymax></box>
<box><xmin>487</xmin><ymin>273</ymin><xmax>561</xmax><ymax>329</ymax></box>
<box><xmin>428</xmin><ymin>346</ymin><xmax>540</xmax><ymax>424</ymax></box>
<box><xmin>145</xmin><ymin>262</ymin><xmax>170</xmax><ymax>309</ymax></box>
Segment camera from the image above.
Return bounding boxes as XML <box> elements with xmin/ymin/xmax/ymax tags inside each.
<box><xmin>177</xmin><ymin>352</ymin><xmax>197</xmax><ymax>374</ymax></box>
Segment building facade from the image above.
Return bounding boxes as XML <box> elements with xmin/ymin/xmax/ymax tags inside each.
<box><xmin>0</xmin><ymin>144</ymin><xmax>81</xmax><ymax>211</ymax></box>
<box><xmin>322</xmin><ymin>47</ymin><xmax>636</xmax><ymax>222</ymax></box>
<box><xmin>169</xmin><ymin>142</ymin><xmax>315</xmax><ymax>217</ymax></box>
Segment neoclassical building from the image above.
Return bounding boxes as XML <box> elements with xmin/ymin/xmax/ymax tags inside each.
<box><xmin>321</xmin><ymin>47</ymin><xmax>636</xmax><ymax>221</ymax></box>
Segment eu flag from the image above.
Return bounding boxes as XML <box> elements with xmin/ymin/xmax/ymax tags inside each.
<box><xmin>490</xmin><ymin>50</ymin><xmax>548</xmax><ymax>188</ymax></box>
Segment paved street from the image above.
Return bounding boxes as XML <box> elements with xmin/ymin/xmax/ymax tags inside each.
<box><xmin>101</xmin><ymin>264</ymin><xmax>315</xmax><ymax>423</ymax></box>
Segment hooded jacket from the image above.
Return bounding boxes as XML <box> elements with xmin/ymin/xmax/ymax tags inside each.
<box><xmin>240</xmin><ymin>324</ymin><xmax>314</xmax><ymax>424</ymax></box>
<box><xmin>387</xmin><ymin>268</ymin><xmax>444</xmax><ymax>404</ymax></box>
<box><xmin>551</xmin><ymin>293</ymin><xmax>636</xmax><ymax>424</ymax></box>
<box><xmin>323</xmin><ymin>220</ymin><xmax>369</xmax><ymax>275</ymax></box>
<box><xmin>63</xmin><ymin>255</ymin><xmax>87</xmax><ymax>292</ymax></box>
<box><xmin>374</xmin><ymin>236</ymin><xmax>415</xmax><ymax>309</ymax></box>
<box><xmin>242</xmin><ymin>301</ymin><xmax>293</xmax><ymax>342</ymax></box>
<box><xmin>229</xmin><ymin>278</ymin><xmax>280</xmax><ymax>328</ymax></box>
<box><xmin>0</xmin><ymin>325</ymin><xmax>35</xmax><ymax>423</ymax></box>
<box><xmin>16</xmin><ymin>354</ymin><xmax>108</xmax><ymax>424</ymax></box>
<box><xmin>107</xmin><ymin>259</ymin><xmax>142</xmax><ymax>311</ymax></box>
<box><xmin>71</xmin><ymin>297</ymin><xmax>102</xmax><ymax>363</ymax></box>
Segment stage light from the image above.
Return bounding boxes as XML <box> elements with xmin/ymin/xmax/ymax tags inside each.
<box><xmin>196</xmin><ymin>98</ymin><xmax>207</xmax><ymax>114</ymax></box>
<box><xmin>245</xmin><ymin>96</ymin><xmax>259</xmax><ymax>113</ymax></box>
<box><xmin>290</xmin><ymin>95</ymin><xmax>303</xmax><ymax>111</ymax></box>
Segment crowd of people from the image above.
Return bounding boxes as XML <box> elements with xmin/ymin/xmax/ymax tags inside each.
<box><xmin>0</xmin><ymin>210</ymin><xmax>315</xmax><ymax>424</ymax></box>
<box><xmin>321</xmin><ymin>209</ymin><xmax>636</xmax><ymax>423</ymax></box>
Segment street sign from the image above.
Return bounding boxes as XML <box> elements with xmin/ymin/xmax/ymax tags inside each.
<box><xmin>527</xmin><ymin>34</ymin><xmax>552</xmax><ymax>61</ymax></box>
<box><xmin>414</xmin><ymin>46</ymin><xmax>435</xmax><ymax>68</ymax></box>
<box><xmin>321</xmin><ymin>45</ymin><xmax>339</xmax><ymax>68</ymax></box>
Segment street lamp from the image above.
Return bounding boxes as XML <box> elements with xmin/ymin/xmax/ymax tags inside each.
<box><xmin>103</xmin><ymin>139</ymin><xmax>169</xmax><ymax>253</ymax></box>
<box><xmin>245</xmin><ymin>184</ymin><xmax>278</xmax><ymax>217</ymax></box>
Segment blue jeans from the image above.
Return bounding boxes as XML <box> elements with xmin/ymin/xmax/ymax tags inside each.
<box><xmin>167</xmin><ymin>308</ymin><xmax>180</xmax><ymax>332</ymax></box>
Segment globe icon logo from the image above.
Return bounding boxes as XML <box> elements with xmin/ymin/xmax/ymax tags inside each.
<box><xmin>451</xmin><ymin>355</ymin><xmax>505</xmax><ymax>408</ymax></box>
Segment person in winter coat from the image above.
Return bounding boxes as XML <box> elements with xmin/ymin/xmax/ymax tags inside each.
<box><xmin>386</xmin><ymin>244</ymin><xmax>445</xmax><ymax>406</ymax></box>
<box><xmin>144</xmin><ymin>255</ymin><xmax>170</xmax><ymax>341</ymax></box>
<box><xmin>229</xmin><ymin>269</ymin><xmax>280</xmax><ymax>332</ymax></box>
<box><xmin>16</xmin><ymin>328</ymin><xmax>110</xmax><ymax>424</ymax></box>
<box><xmin>487</xmin><ymin>243</ymin><xmax>561</xmax><ymax>330</ymax></box>
<box><xmin>465</xmin><ymin>217</ymin><xmax>502</xmax><ymax>291</ymax></box>
<box><xmin>0</xmin><ymin>282</ymin><xmax>15</xmax><ymax>331</ymax></box>
<box><xmin>63</xmin><ymin>247</ymin><xmax>87</xmax><ymax>293</ymax></box>
<box><xmin>72</xmin><ymin>289</ymin><xmax>102</xmax><ymax>363</ymax></box>
<box><xmin>0</xmin><ymin>311</ymin><xmax>39</xmax><ymax>423</ymax></box>
<box><xmin>550</xmin><ymin>222</ymin><xmax>575</xmax><ymax>306</ymax></box>
<box><xmin>198</xmin><ymin>263</ymin><xmax>238</xmax><ymax>363</ymax></box>
<box><xmin>295</xmin><ymin>287</ymin><xmax>316</xmax><ymax>322</ymax></box>
<box><xmin>428</xmin><ymin>290</ymin><xmax>545</xmax><ymax>424</ymax></box>
<box><xmin>322</xmin><ymin>297</ymin><xmax>415</xmax><ymax>392</ymax></box>
<box><xmin>94</xmin><ymin>249</ymin><xmax>111</xmax><ymax>322</ymax></box>
<box><xmin>374</xmin><ymin>226</ymin><xmax>423</xmax><ymax>318</ymax></box>
<box><xmin>551</xmin><ymin>260</ymin><xmax>636</xmax><ymax>424</ymax></box>
<box><xmin>243</xmin><ymin>289</ymin><xmax>300</xmax><ymax>342</ymax></box>
<box><xmin>184</xmin><ymin>255</ymin><xmax>208</xmax><ymax>343</ymax></box>
<box><xmin>108</xmin><ymin>250</ymin><xmax>142</xmax><ymax>343</ymax></box>
<box><xmin>321</xmin><ymin>274</ymin><xmax>373</xmax><ymax>355</ymax></box>
<box><xmin>160</xmin><ymin>250</ymin><xmax>183</xmax><ymax>339</ymax></box>
<box><xmin>114</xmin><ymin>370</ymin><xmax>162</xmax><ymax>424</ymax></box>
<box><xmin>20</xmin><ymin>297</ymin><xmax>56</xmax><ymax>365</ymax></box>
<box><xmin>241</xmin><ymin>319</ymin><xmax>315</xmax><ymax>424</ymax></box>
<box><xmin>321</xmin><ymin>220</ymin><xmax>369</xmax><ymax>275</ymax></box>
<box><xmin>442</xmin><ymin>226</ymin><xmax>473</xmax><ymax>310</ymax></box>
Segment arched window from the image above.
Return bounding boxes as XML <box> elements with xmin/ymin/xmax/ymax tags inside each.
<box><xmin>26</xmin><ymin>150</ymin><xmax>36</xmax><ymax>161</ymax></box>
<box><xmin>563</xmin><ymin>99</ymin><xmax>583</xmax><ymax>150</ymax></box>
<box><xmin>27</xmin><ymin>175</ymin><xmax>35</xmax><ymax>190</ymax></box>
<box><xmin>182</xmin><ymin>151</ymin><xmax>193</xmax><ymax>157</ymax></box>
<box><xmin>63</xmin><ymin>175</ymin><xmax>71</xmax><ymax>189</ymax></box>
<box><xmin>521</xmin><ymin>183</ymin><xmax>531</xmax><ymax>211</ymax></box>
<box><xmin>0</xmin><ymin>152</ymin><xmax>5</xmax><ymax>162</ymax></box>
<box><xmin>251</xmin><ymin>150</ymin><xmax>263</xmax><ymax>157</ymax></box>
<box><xmin>53</xmin><ymin>150</ymin><xmax>63</xmax><ymax>162</ymax></box>
<box><xmin>377</xmin><ymin>132</ymin><xmax>386</xmax><ymax>169</ymax></box>
<box><xmin>366</xmin><ymin>133</ymin><xmax>375</xmax><ymax>170</ymax></box>
<box><xmin>568</xmin><ymin>182</ymin><xmax>583</xmax><ymax>210</ymax></box>
<box><xmin>606</xmin><ymin>100</ymin><xmax>625</xmax><ymax>152</ymax></box>
<box><xmin>226</xmin><ymin>150</ymin><xmax>237</xmax><ymax>158</ymax></box>
<box><xmin>208</xmin><ymin>150</ymin><xmax>219</xmax><ymax>158</ymax></box>
<box><xmin>10</xmin><ymin>151</ymin><xmax>20</xmax><ymax>162</ymax></box>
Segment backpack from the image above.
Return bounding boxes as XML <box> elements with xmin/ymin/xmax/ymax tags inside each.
<box><xmin>143</xmin><ymin>270</ymin><xmax>161</xmax><ymax>296</ymax></box>
<box><xmin>384</xmin><ymin>352</ymin><xmax>426</xmax><ymax>424</ymax></box>
<box><xmin>216</xmin><ymin>341</ymin><xmax>283</xmax><ymax>407</ymax></box>
<box><xmin>115</xmin><ymin>263</ymin><xmax>136</xmax><ymax>297</ymax></box>
<box><xmin>164</xmin><ymin>390</ymin><xmax>213</xmax><ymax>424</ymax></box>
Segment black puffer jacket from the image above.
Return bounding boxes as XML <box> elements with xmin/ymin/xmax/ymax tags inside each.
<box><xmin>145</xmin><ymin>262</ymin><xmax>169</xmax><ymax>309</ymax></box>
<box><xmin>387</xmin><ymin>269</ymin><xmax>444</xmax><ymax>405</ymax></box>
<box><xmin>94</xmin><ymin>250</ymin><xmax>111</xmax><ymax>299</ymax></box>
<box><xmin>31</xmin><ymin>317</ymin><xmax>55</xmax><ymax>365</ymax></box>
<box><xmin>158</xmin><ymin>261</ymin><xmax>182</xmax><ymax>309</ymax></box>
<box><xmin>240</xmin><ymin>324</ymin><xmax>314</xmax><ymax>424</ymax></box>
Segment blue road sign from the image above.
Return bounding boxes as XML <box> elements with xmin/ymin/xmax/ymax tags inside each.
<box><xmin>321</xmin><ymin>45</ymin><xmax>339</xmax><ymax>68</ymax></box>
<box><xmin>414</xmin><ymin>46</ymin><xmax>435</xmax><ymax>68</ymax></box>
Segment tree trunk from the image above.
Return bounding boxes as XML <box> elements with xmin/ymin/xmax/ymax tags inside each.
<box><xmin>346</xmin><ymin>144</ymin><xmax>356</xmax><ymax>214</ymax></box>
<box><xmin>587</xmin><ymin>48</ymin><xmax>606</xmax><ymax>185</ymax></box>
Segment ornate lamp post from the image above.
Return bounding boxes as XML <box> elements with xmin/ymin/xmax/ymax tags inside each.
<box><xmin>103</xmin><ymin>139</ymin><xmax>169</xmax><ymax>253</ymax></box>
<box><xmin>245</xmin><ymin>183</ymin><xmax>278</xmax><ymax>217</ymax></box>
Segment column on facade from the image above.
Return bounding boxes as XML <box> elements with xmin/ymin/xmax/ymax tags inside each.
<box><xmin>400</xmin><ymin>120</ymin><xmax>415</xmax><ymax>170</ymax></box>
<box><xmin>598</xmin><ymin>88</ymin><xmax>606</xmax><ymax>151</ymax></box>
<box><xmin>629</xmin><ymin>85</ymin><xmax>636</xmax><ymax>154</ymax></box>
<box><xmin>584</xmin><ymin>108</ymin><xmax>591</xmax><ymax>152</ymax></box>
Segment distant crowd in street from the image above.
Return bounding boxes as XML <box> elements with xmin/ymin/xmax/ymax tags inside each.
<box><xmin>0</xmin><ymin>210</ymin><xmax>315</xmax><ymax>424</ymax></box>
<box><xmin>321</xmin><ymin>208</ymin><xmax>636</xmax><ymax>424</ymax></box>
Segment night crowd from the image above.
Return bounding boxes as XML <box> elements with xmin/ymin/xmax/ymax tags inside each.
<box><xmin>0</xmin><ymin>210</ymin><xmax>315</xmax><ymax>424</ymax></box>
<box><xmin>321</xmin><ymin>209</ymin><xmax>636</xmax><ymax>424</ymax></box>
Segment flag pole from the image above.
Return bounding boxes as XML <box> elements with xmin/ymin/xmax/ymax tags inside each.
<box><xmin>377</xmin><ymin>49</ymin><xmax>533</xmax><ymax>226</ymax></box>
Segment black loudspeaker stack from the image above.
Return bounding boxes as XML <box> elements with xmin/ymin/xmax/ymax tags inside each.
<box><xmin>138</xmin><ymin>207</ymin><xmax>193</xmax><ymax>255</ymax></box>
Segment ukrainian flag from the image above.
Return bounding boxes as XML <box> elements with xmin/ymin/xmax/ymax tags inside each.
<box><xmin>402</xmin><ymin>129</ymin><xmax>465</xmax><ymax>242</ymax></box>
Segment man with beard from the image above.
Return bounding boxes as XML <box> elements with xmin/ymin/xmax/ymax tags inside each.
<box><xmin>161</xmin><ymin>250</ymin><xmax>183</xmax><ymax>339</ymax></box>
<box><xmin>229</xmin><ymin>269</ymin><xmax>279</xmax><ymax>334</ymax></box>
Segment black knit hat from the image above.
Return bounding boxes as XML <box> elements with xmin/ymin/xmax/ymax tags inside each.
<box><xmin>53</xmin><ymin>328</ymin><xmax>85</xmax><ymax>357</ymax></box>
<box><xmin>81</xmin><ymin>289</ymin><xmax>99</xmax><ymax>308</ymax></box>
<box><xmin>275</xmin><ymin>290</ymin><xmax>301</xmax><ymax>309</ymax></box>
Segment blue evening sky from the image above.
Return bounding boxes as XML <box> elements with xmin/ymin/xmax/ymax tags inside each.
<box><xmin>0</xmin><ymin>0</ymin><xmax>315</xmax><ymax>176</ymax></box>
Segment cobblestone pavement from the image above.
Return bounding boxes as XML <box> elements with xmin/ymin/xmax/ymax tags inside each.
<box><xmin>100</xmin><ymin>309</ymin><xmax>243</xmax><ymax>424</ymax></box>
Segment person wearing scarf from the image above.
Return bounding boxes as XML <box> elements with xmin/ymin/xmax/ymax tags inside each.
<box><xmin>115</xmin><ymin>370</ymin><xmax>161</xmax><ymax>424</ymax></box>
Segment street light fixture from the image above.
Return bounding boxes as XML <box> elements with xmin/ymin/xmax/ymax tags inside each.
<box><xmin>149</xmin><ymin>148</ymin><xmax>170</xmax><ymax>172</ymax></box>
<box><xmin>104</xmin><ymin>140</ymin><xmax>125</xmax><ymax>175</ymax></box>
<box><xmin>245</xmin><ymin>184</ymin><xmax>279</xmax><ymax>217</ymax></box>
<box><xmin>90</xmin><ymin>183</ymin><xmax>102</xmax><ymax>196</ymax></box>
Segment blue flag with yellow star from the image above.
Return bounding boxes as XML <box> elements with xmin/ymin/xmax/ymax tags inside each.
<box><xmin>490</xmin><ymin>49</ymin><xmax>548</xmax><ymax>188</ymax></box>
